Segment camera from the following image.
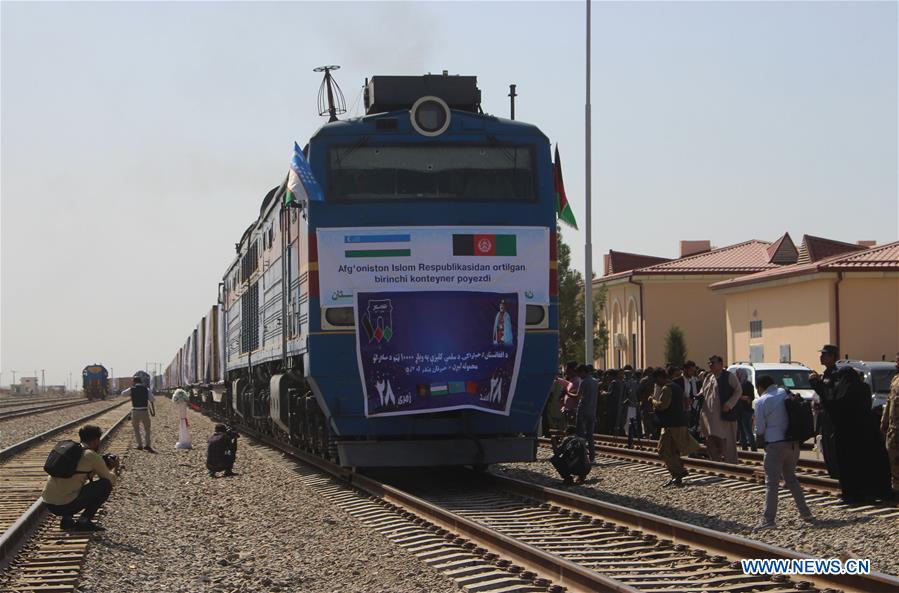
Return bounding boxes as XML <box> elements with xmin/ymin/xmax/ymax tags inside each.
<box><xmin>102</xmin><ymin>453</ymin><xmax>119</xmax><ymax>469</ymax></box>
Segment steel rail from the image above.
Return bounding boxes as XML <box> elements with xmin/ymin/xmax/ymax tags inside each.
<box><xmin>539</xmin><ymin>437</ymin><xmax>844</xmax><ymax>496</ymax></box>
<box><xmin>481</xmin><ymin>472</ymin><xmax>899</xmax><ymax>593</ymax></box>
<box><xmin>228</xmin><ymin>420</ymin><xmax>899</xmax><ymax>593</ymax></box>
<box><xmin>0</xmin><ymin>400</ymin><xmax>129</xmax><ymax>462</ymax></box>
<box><xmin>0</xmin><ymin>409</ymin><xmax>130</xmax><ymax>570</ymax></box>
<box><xmin>0</xmin><ymin>400</ymin><xmax>109</xmax><ymax>423</ymax></box>
<box><xmin>233</xmin><ymin>424</ymin><xmax>639</xmax><ymax>593</ymax></box>
<box><xmin>0</xmin><ymin>395</ymin><xmax>85</xmax><ymax>411</ymax></box>
<box><xmin>592</xmin><ymin>433</ymin><xmax>830</xmax><ymax>473</ymax></box>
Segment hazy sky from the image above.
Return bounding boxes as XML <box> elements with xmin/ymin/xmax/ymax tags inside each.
<box><xmin>2</xmin><ymin>1</ymin><xmax>896</xmax><ymax>387</ymax></box>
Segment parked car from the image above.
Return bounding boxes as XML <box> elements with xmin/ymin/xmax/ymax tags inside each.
<box><xmin>835</xmin><ymin>360</ymin><xmax>897</xmax><ymax>414</ymax></box>
<box><xmin>727</xmin><ymin>362</ymin><xmax>815</xmax><ymax>401</ymax></box>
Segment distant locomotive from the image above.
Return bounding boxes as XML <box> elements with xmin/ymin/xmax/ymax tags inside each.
<box><xmin>163</xmin><ymin>72</ymin><xmax>559</xmax><ymax>467</ymax></box>
<box><xmin>82</xmin><ymin>364</ymin><xmax>109</xmax><ymax>401</ymax></box>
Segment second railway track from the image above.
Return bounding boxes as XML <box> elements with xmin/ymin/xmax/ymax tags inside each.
<box><xmin>225</xmin><ymin>417</ymin><xmax>899</xmax><ymax>593</ymax></box>
<box><xmin>0</xmin><ymin>401</ymin><xmax>130</xmax><ymax>570</ymax></box>
<box><xmin>538</xmin><ymin>435</ymin><xmax>899</xmax><ymax>518</ymax></box>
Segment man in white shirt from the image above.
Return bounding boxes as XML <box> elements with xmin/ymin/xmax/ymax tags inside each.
<box><xmin>754</xmin><ymin>375</ymin><xmax>813</xmax><ymax>529</ymax></box>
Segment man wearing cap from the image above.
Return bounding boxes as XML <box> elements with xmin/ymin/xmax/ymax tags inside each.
<box><xmin>812</xmin><ymin>344</ymin><xmax>894</xmax><ymax>503</ymax></box>
<box><xmin>698</xmin><ymin>355</ymin><xmax>742</xmax><ymax>463</ymax></box>
<box><xmin>809</xmin><ymin>345</ymin><xmax>840</xmax><ymax>479</ymax></box>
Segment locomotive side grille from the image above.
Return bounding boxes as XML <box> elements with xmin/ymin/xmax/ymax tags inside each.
<box><xmin>241</xmin><ymin>282</ymin><xmax>260</xmax><ymax>353</ymax></box>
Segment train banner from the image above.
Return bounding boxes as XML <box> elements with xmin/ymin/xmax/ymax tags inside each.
<box><xmin>317</xmin><ymin>226</ymin><xmax>550</xmax><ymax>306</ymax></box>
<box><xmin>355</xmin><ymin>290</ymin><xmax>524</xmax><ymax>417</ymax></box>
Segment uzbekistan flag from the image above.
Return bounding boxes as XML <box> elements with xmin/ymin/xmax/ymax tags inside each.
<box><xmin>286</xmin><ymin>142</ymin><xmax>324</xmax><ymax>206</ymax></box>
<box><xmin>453</xmin><ymin>234</ymin><xmax>516</xmax><ymax>256</ymax></box>
<box><xmin>344</xmin><ymin>233</ymin><xmax>411</xmax><ymax>258</ymax></box>
<box><xmin>430</xmin><ymin>383</ymin><xmax>449</xmax><ymax>396</ymax></box>
<box><xmin>554</xmin><ymin>145</ymin><xmax>577</xmax><ymax>229</ymax></box>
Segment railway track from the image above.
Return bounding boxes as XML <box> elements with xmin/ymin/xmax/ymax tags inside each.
<box><xmin>594</xmin><ymin>433</ymin><xmax>830</xmax><ymax>475</ymax></box>
<box><xmin>0</xmin><ymin>399</ymin><xmax>107</xmax><ymax>423</ymax></box>
<box><xmin>226</xmin><ymin>420</ymin><xmax>899</xmax><ymax>593</ymax></box>
<box><xmin>537</xmin><ymin>435</ymin><xmax>899</xmax><ymax>520</ymax></box>
<box><xmin>0</xmin><ymin>395</ymin><xmax>83</xmax><ymax>411</ymax></box>
<box><xmin>0</xmin><ymin>402</ymin><xmax>130</xmax><ymax>591</ymax></box>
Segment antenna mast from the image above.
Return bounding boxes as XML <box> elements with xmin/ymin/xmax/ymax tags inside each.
<box><xmin>314</xmin><ymin>65</ymin><xmax>347</xmax><ymax>122</ymax></box>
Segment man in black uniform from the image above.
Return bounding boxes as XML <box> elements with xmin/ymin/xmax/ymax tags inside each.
<box><xmin>809</xmin><ymin>345</ymin><xmax>840</xmax><ymax>479</ymax></box>
<box><xmin>124</xmin><ymin>376</ymin><xmax>155</xmax><ymax>453</ymax></box>
<box><xmin>812</xmin><ymin>344</ymin><xmax>894</xmax><ymax>503</ymax></box>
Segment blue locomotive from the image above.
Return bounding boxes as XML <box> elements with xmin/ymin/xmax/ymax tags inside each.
<box><xmin>165</xmin><ymin>73</ymin><xmax>559</xmax><ymax>467</ymax></box>
<box><xmin>82</xmin><ymin>364</ymin><xmax>109</xmax><ymax>401</ymax></box>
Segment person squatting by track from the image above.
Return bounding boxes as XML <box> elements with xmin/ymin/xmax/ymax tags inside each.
<box><xmin>42</xmin><ymin>424</ymin><xmax>120</xmax><ymax>532</ymax></box>
<box><xmin>550</xmin><ymin>426</ymin><xmax>591</xmax><ymax>485</ymax></box>
<box><xmin>207</xmin><ymin>424</ymin><xmax>239</xmax><ymax>477</ymax></box>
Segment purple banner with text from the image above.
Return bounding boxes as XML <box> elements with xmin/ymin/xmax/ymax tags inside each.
<box><xmin>355</xmin><ymin>290</ymin><xmax>523</xmax><ymax>417</ymax></box>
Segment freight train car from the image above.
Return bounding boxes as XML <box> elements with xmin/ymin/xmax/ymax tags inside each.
<box><xmin>168</xmin><ymin>72</ymin><xmax>559</xmax><ymax>468</ymax></box>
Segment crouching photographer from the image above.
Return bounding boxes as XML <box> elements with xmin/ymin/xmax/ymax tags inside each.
<box><xmin>41</xmin><ymin>424</ymin><xmax>119</xmax><ymax>532</ymax></box>
<box><xmin>207</xmin><ymin>424</ymin><xmax>239</xmax><ymax>477</ymax></box>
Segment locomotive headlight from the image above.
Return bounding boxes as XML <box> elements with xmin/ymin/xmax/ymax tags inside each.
<box><xmin>410</xmin><ymin>96</ymin><xmax>451</xmax><ymax>137</ymax></box>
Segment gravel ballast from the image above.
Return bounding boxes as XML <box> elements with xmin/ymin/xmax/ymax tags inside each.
<box><xmin>494</xmin><ymin>446</ymin><xmax>899</xmax><ymax>577</ymax></box>
<box><xmin>76</xmin><ymin>399</ymin><xmax>460</xmax><ymax>593</ymax></box>
<box><xmin>0</xmin><ymin>398</ymin><xmax>126</xmax><ymax>447</ymax></box>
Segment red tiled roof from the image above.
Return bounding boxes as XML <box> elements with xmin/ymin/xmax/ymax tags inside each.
<box><xmin>766</xmin><ymin>232</ymin><xmax>798</xmax><ymax>265</ymax></box>
<box><xmin>594</xmin><ymin>240</ymin><xmax>775</xmax><ymax>283</ymax></box>
<box><xmin>711</xmin><ymin>240</ymin><xmax>897</xmax><ymax>290</ymax></box>
<box><xmin>605</xmin><ymin>250</ymin><xmax>671</xmax><ymax>275</ymax></box>
<box><xmin>824</xmin><ymin>241</ymin><xmax>899</xmax><ymax>270</ymax></box>
<box><xmin>637</xmin><ymin>240</ymin><xmax>776</xmax><ymax>274</ymax></box>
<box><xmin>797</xmin><ymin>235</ymin><xmax>866</xmax><ymax>264</ymax></box>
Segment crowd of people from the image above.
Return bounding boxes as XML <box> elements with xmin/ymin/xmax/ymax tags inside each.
<box><xmin>546</xmin><ymin>345</ymin><xmax>899</xmax><ymax>528</ymax></box>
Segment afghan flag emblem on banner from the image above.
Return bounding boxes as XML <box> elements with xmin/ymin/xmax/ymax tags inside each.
<box><xmin>554</xmin><ymin>144</ymin><xmax>578</xmax><ymax>229</ymax></box>
<box><xmin>453</xmin><ymin>234</ymin><xmax>517</xmax><ymax>256</ymax></box>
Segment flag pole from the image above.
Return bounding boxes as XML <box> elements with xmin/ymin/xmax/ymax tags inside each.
<box><xmin>584</xmin><ymin>0</ymin><xmax>594</xmax><ymax>366</ymax></box>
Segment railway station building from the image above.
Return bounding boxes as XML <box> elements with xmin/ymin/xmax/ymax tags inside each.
<box><xmin>711</xmin><ymin>239</ymin><xmax>899</xmax><ymax>368</ymax></box>
<box><xmin>594</xmin><ymin>239</ymin><xmax>786</xmax><ymax>368</ymax></box>
<box><xmin>592</xmin><ymin>234</ymin><xmax>887</xmax><ymax>369</ymax></box>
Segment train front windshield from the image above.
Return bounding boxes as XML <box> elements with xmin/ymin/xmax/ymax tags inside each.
<box><xmin>328</xmin><ymin>145</ymin><xmax>536</xmax><ymax>201</ymax></box>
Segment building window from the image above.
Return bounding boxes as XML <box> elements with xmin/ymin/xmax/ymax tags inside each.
<box><xmin>750</xmin><ymin>320</ymin><xmax>763</xmax><ymax>338</ymax></box>
<box><xmin>750</xmin><ymin>344</ymin><xmax>764</xmax><ymax>363</ymax></box>
<box><xmin>779</xmin><ymin>344</ymin><xmax>791</xmax><ymax>363</ymax></box>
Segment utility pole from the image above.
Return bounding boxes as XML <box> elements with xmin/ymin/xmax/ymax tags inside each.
<box><xmin>584</xmin><ymin>0</ymin><xmax>594</xmax><ymax>365</ymax></box>
<box><xmin>11</xmin><ymin>370</ymin><xmax>17</xmax><ymax>388</ymax></box>
<box><xmin>41</xmin><ymin>369</ymin><xmax>45</xmax><ymax>394</ymax></box>
<box><xmin>508</xmin><ymin>84</ymin><xmax>517</xmax><ymax>120</ymax></box>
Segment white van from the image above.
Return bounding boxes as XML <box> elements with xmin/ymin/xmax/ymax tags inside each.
<box><xmin>727</xmin><ymin>362</ymin><xmax>815</xmax><ymax>401</ymax></box>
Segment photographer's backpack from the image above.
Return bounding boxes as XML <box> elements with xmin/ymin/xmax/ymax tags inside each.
<box><xmin>784</xmin><ymin>392</ymin><xmax>815</xmax><ymax>443</ymax></box>
<box><xmin>44</xmin><ymin>440</ymin><xmax>84</xmax><ymax>477</ymax></box>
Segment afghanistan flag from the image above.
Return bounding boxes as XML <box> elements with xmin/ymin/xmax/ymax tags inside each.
<box><xmin>554</xmin><ymin>145</ymin><xmax>577</xmax><ymax>229</ymax></box>
<box><xmin>453</xmin><ymin>234</ymin><xmax>516</xmax><ymax>256</ymax></box>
